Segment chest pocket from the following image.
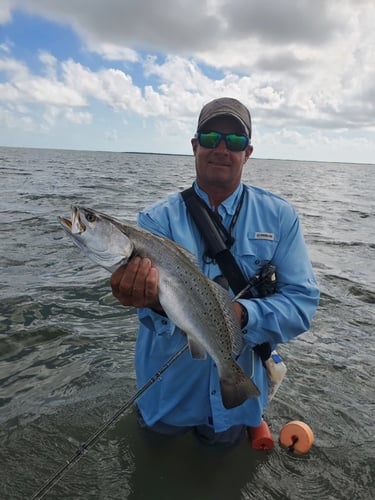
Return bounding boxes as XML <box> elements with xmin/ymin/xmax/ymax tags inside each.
<box><xmin>234</xmin><ymin>235</ymin><xmax>278</xmax><ymax>279</ymax></box>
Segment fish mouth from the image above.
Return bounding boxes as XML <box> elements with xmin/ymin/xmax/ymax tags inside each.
<box><xmin>59</xmin><ymin>216</ymin><xmax>72</xmax><ymax>230</ymax></box>
<box><xmin>58</xmin><ymin>206</ymin><xmax>86</xmax><ymax>234</ymax></box>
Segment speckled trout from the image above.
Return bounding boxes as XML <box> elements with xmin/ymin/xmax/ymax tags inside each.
<box><xmin>59</xmin><ymin>206</ymin><xmax>260</xmax><ymax>408</ymax></box>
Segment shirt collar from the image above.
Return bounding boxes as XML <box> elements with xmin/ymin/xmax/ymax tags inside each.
<box><xmin>193</xmin><ymin>181</ymin><xmax>244</xmax><ymax>216</ymax></box>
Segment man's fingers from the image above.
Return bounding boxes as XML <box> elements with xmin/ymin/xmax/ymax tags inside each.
<box><xmin>110</xmin><ymin>265</ymin><xmax>127</xmax><ymax>298</ymax></box>
<box><xmin>131</xmin><ymin>258</ymin><xmax>152</xmax><ymax>293</ymax></box>
<box><xmin>145</xmin><ymin>267</ymin><xmax>159</xmax><ymax>300</ymax></box>
<box><xmin>110</xmin><ymin>257</ymin><xmax>140</xmax><ymax>299</ymax></box>
<box><xmin>110</xmin><ymin>257</ymin><xmax>159</xmax><ymax>308</ymax></box>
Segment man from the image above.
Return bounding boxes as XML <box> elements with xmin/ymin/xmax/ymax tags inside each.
<box><xmin>111</xmin><ymin>97</ymin><xmax>319</xmax><ymax>446</ymax></box>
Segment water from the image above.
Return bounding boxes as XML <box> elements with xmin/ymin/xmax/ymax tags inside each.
<box><xmin>0</xmin><ymin>147</ymin><xmax>374</xmax><ymax>499</ymax></box>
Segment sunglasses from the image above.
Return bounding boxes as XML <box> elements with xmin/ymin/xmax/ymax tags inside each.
<box><xmin>197</xmin><ymin>131</ymin><xmax>249</xmax><ymax>152</ymax></box>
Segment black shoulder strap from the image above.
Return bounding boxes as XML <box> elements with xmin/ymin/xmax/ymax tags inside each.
<box><xmin>181</xmin><ymin>187</ymin><xmax>248</xmax><ymax>295</ymax></box>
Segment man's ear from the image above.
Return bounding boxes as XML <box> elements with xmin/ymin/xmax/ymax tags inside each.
<box><xmin>191</xmin><ymin>138</ymin><xmax>198</xmax><ymax>155</ymax></box>
<box><xmin>244</xmin><ymin>145</ymin><xmax>253</xmax><ymax>162</ymax></box>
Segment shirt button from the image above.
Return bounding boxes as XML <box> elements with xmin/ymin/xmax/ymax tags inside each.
<box><xmin>211</xmin><ymin>390</ymin><xmax>216</xmax><ymax>395</ymax></box>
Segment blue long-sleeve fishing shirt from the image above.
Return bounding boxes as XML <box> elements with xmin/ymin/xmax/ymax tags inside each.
<box><xmin>135</xmin><ymin>182</ymin><xmax>319</xmax><ymax>431</ymax></box>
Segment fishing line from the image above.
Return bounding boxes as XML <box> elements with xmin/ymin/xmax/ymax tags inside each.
<box><xmin>31</xmin><ymin>293</ymin><xmax>243</xmax><ymax>499</ymax></box>
<box><xmin>30</xmin><ymin>343</ymin><xmax>188</xmax><ymax>500</ymax></box>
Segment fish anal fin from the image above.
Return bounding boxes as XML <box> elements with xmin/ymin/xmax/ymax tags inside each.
<box><xmin>187</xmin><ymin>337</ymin><xmax>207</xmax><ymax>360</ymax></box>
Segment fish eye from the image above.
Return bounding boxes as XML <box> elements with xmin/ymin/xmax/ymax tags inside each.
<box><xmin>85</xmin><ymin>212</ymin><xmax>97</xmax><ymax>223</ymax></box>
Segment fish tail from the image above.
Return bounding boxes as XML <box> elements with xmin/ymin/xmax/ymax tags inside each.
<box><xmin>219</xmin><ymin>365</ymin><xmax>260</xmax><ymax>409</ymax></box>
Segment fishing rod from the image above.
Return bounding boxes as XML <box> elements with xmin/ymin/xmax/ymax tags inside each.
<box><xmin>30</xmin><ymin>342</ymin><xmax>189</xmax><ymax>500</ymax></box>
<box><xmin>30</xmin><ymin>288</ymin><xmax>250</xmax><ymax>500</ymax></box>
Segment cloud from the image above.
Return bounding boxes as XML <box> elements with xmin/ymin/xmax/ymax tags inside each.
<box><xmin>61</xmin><ymin>60</ymin><xmax>144</xmax><ymax>112</ymax></box>
<box><xmin>87</xmin><ymin>42</ymin><xmax>138</xmax><ymax>63</ymax></box>
<box><xmin>0</xmin><ymin>0</ymin><xmax>12</xmax><ymax>24</ymax></box>
<box><xmin>7</xmin><ymin>0</ymin><xmax>370</xmax><ymax>54</ymax></box>
<box><xmin>221</xmin><ymin>0</ymin><xmax>342</xmax><ymax>45</ymax></box>
<box><xmin>6</xmin><ymin>0</ymin><xmax>221</xmax><ymax>52</ymax></box>
<box><xmin>1</xmin><ymin>0</ymin><xmax>375</xmax><ymax>161</ymax></box>
<box><xmin>0</xmin><ymin>41</ymin><xmax>12</xmax><ymax>53</ymax></box>
<box><xmin>5</xmin><ymin>0</ymin><xmax>360</xmax><ymax>52</ymax></box>
<box><xmin>0</xmin><ymin>58</ymin><xmax>87</xmax><ymax>107</ymax></box>
<box><xmin>42</xmin><ymin>106</ymin><xmax>92</xmax><ymax>127</ymax></box>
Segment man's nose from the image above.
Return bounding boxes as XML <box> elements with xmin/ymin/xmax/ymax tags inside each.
<box><xmin>215</xmin><ymin>138</ymin><xmax>229</xmax><ymax>151</ymax></box>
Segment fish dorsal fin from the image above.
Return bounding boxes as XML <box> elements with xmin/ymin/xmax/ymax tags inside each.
<box><xmin>174</xmin><ymin>242</ymin><xmax>198</xmax><ymax>266</ymax></box>
<box><xmin>129</xmin><ymin>225</ymin><xmax>199</xmax><ymax>267</ymax></box>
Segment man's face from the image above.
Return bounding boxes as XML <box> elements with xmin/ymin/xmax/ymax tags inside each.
<box><xmin>191</xmin><ymin>116</ymin><xmax>253</xmax><ymax>195</ymax></box>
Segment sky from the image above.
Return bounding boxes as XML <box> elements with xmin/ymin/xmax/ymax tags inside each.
<box><xmin>0</xmin><ymin>0</ymin><xmax>374</xmax><ymax>163</ymax></box>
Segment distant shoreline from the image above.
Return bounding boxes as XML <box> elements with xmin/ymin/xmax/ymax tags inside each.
<box><xmin>0</xmin><ymin>145</ymin><xmax>373</xmax><ymax>166</ymax></box>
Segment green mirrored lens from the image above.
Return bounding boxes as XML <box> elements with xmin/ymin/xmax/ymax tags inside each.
<box><xmin>199</xmin><ymin>132</ymin><xmax>221</xmax><ymax>148</ymax></box>
<box><xmin>226</xmin><ymin>134</ymin><xmax>248</xmax><ymax>151</ymax></box>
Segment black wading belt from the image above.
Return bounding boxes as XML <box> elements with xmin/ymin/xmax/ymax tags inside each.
<box><xmin>181</xmin><ymin>186</ymin><xmax>271</xmax><ymax>362</ymax></box>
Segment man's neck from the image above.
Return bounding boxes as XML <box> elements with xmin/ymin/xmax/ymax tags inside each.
<box><xmin>198</xmin><ymin>183</ymin><xmax>240</xmax><ymax>209</ymax></box>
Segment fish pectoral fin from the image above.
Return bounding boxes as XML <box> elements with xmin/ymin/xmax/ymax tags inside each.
<box><xmin>187</xmin><ymin>337</ymin><xmax>207</xmax><ymax>360</ymax></box>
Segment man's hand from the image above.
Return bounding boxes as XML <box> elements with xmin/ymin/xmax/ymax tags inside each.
<box><xmin>110</xmin><ymin>256</ymin><xmax>162</xmax><ymax>310</ymax></box>
<box><xmin>233</xmin><ymin>301</ymin><xmax>248</xmax><ymax>329</ymax></box>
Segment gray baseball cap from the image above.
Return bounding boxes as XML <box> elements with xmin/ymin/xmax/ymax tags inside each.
<box><xmin>197</xmin><ymin>97</ymin><xmax>252</xmax><ymax>138</ymax></box>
